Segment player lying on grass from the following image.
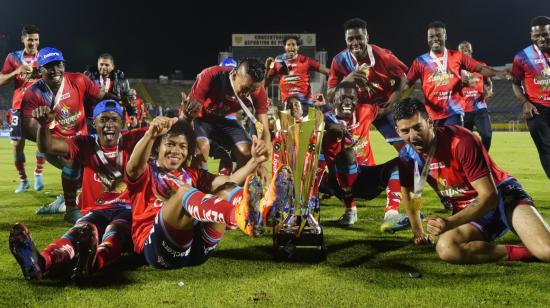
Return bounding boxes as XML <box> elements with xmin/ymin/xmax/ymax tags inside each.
<box><xmin>394</xmin><ymin>98</ymin><xmax>550</xmax><ymax>263</ymax></box>
<box><xmin>125</xmin><ymin>117</ymin><xmax>268</xmax><ymax>269</ymax></box>
<box><xmin>9</xmin><ymin>100</ymin><xmax>144</xmax><ymax>280</ymax></box>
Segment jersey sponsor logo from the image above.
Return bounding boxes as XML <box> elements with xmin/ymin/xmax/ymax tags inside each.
<box><xmin>429</xmin><ymin>162</ymin><xmax>446</xmax><ymax>170</ymax></box>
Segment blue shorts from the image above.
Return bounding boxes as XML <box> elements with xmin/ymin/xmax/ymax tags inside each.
<box><xmin>372</xmin><ymin>111</ymin><xmax>402</xmax><ymax>143</ymax></box>
<box><xmin>469</xmin><ymin>178</ymin><xmax>534</xmax><ymax>242</ymax></box>
<box><xmin>142</xmin><ymin>209</ymin><xmax>214</xmax><ymax>269</ymax></box>
<box><xmin>195</xmin><ymin>117</ymin><xmax>251</xmax><ymax>149</ymax></box>
<box><xmin>9</xmin><ymin>109</ymin><xmax>22</xmax><ymax>141</ymax></box>
<box><xmin>76</xmin><ymin>206</ymin><xmax>132</xmax><ymax>238</ymax></box>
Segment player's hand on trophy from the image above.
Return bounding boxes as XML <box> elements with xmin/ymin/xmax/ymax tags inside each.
<box><xmin>251</xmin><ymin>135</ymin><xmax>269</xmax><ymax>164</ymax></box>
<box><xmin>146</xmin><ymin>116</ymin><xmax>177</xmax><ymax>138</ymax></box>
<box><xmin>313</xmin><ymin>93</ymin><xmax>326</xmax><ymax>107</ymax></box>
<box><xmin>32</xmin><ymin>106</ymin><xmax>55</xmax><ymax>126</ymax></box>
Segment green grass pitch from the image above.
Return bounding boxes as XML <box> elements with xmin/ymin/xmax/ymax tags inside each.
<box><xmin>0</xmin><ymin>132</ymin><xmax>549</xmax><ymax>307</ymax></box>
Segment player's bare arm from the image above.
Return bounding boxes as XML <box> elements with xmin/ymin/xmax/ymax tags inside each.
<box><xmin>126</xmin><ymin>116</ymin><xmax>177</xmax><ymax>180</ymax></box>
<box><xmin>512</xmin><ymin>81</ymin><xmax>539</xmax><ymax>119</ymax></box>
<box><xmin>0</xmin><ymin>64</ymin><xmax>32</xmax><ymax>86</ymax></box>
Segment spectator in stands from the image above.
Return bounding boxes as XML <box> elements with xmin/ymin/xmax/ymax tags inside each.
<box><xmin>0</xmin><ymin>24</ymin><xmax>46</xmax><ymax>193</ymax></box>
<box><xmin>458</xmin><ymin>41</ymin><xmax>494</xmax><ymax>151</ymax></box>
<box><xmin>512</xmin><ymin>16</ymin><xmax>550</xmax><ymax>179</ymax></box>
<box><xmin>126</xmin><ymin>88</ymin><xmax>148</xmax><ymax>129</ymax></box>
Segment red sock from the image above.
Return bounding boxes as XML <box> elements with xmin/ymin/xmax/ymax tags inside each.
<box><xmin>335</xmin><ymin>166</ymin><xmax>358</xmax><ymax>191</ymax></box>
<box><xmin>343</xmin><ymin>197</ymin><xmax>356</xmax><ymax>209</ymax></box>
<box><xmin>14</xmin><ymin>154</ymin><xmax>27</xmax><ymax>181</ymax></box>
<box><xmin>505</xmin><ymin>244</ymin><xmax>537</xmax><ymax>261</ymax></box>
<box><xmin>385</xmin><ymin>174</ymin><xmax>401</xmax><ymax>213</ymax></box>
<box><xmin>181</xmin><ymin>188</ymin><xmax>242</xmax><ymax>227</ymax></box>
<box><xmin>200</xmin><ymin>223</ymin><xmax>224</xmax><ymax>250</ymax></box>
<box><xmin>41</xmin><ymin>237</ymin><xmax>75</xmax><ymax>271</ymax></box>
<box><xmin>95</xmin><ymin>234</ymin><xmax>123</xmax><ymax>271</ymax></box>
<box><xmin>34</xmin><ymin>152</ymin><xmax>45</xmax><ymax>175</ymax></box>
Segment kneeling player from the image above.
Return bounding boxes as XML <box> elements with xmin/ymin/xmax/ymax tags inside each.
<box><xmin>316</xmin><ymin>82</ymin><xmax>408</xmax><ymax>231</ymax></box>
<box><xmin>394</xmin><ymin>99</ymin><xmax>550</xmax><ymax>263</ymax></box>
<box><xmin>126</xmin><ymin>117</ymin><xmax>268</xmax><ymax>269</ymax></box>
<box><xmin>9</xmin><ymin>101</ymin><xmax>144</xmax><ymax>280</ymax></box>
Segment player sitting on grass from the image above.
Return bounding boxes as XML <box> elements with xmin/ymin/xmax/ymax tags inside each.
<box><xmin>394</xmin><ymin>98</ymin><xmax>550</xmax><ymax>263</ymax></box>
<box><xmin>125</xmin><ymin>116</ymin><xmax>268</xmax><ymax>269</ymax></box>
<box><xmin>9</xmin><ymin>100</ymin><xmax>144</xmax><ymax>281</ymax></box>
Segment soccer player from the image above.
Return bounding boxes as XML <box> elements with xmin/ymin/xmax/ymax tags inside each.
<box><xmin>186</xmin><ymin>58</ymin><xmax>271</xmax><ymax>182</ymax></box>
<box><xmin>327</xmin><ymin>18</ymin><xmax>408</xmax><ymax>224</ymax></box>
<box><xmin>125</xmin><ymin>117</ymin><xmax>268</xmax><ymax>269</ymax></box>
<box><xmin>126</xmin><ymin>88</ymin><xmax>147</xmax><ymax>129</ymax></box>
<box><xmin>328</xmin><ymin>18</ymin><xmax>408</xmax><ymax>152</ymax></box>
<box><xmin>21</xmin><ymin>47</ymin><xmax>117</xmax><ymax>222</ymax></box>
<box><xmin>406</xmin><ymin>21</ymin><xmax>509</xmax><ymax>126</ymax></box>
<box><xmin>394</xmin><ymin>98</ymin><xmax>550</xmax><ymax>263</ymax></box>
<box><xmin>9</xmin><ymin>100</ymin><xmax>144</xmax><ymax>280</ymax></box>
<box><xmin>313</xmin><ymin>82</ymin><xmax>407</xmax><ymax>231</ymax></box>
<box><xmin>458</xmin><ymin>41</ymin><xmax>493</xmax><ymax>151</ymax></box>
<box><xmin>511</xmin><ymin>16</ymin><xmax>550</xmax><ymax>179</ymax></box>
<box><xmin>265</xmin><ymin>35</ymin><xmax>330</xmax><ymax>116</ymax></box>
<box><xmin>0</xmin><ymin>25</ymin><xmax>45</xmax><ymax>193</ymax></box>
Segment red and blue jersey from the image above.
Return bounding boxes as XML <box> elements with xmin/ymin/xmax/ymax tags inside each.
<box><xmin>267</xmin><ymin>54</ymin><xmax>320</xmax><ymax>103</ymax></box>
<box><xmin>321</xmin><ymin>104</ymin><xmax>377</xmax><ymax>168</ymax></box>
<box><xmin>1</xmin><ymin>50</ymin><xmax>40</xmax><ymax>109</ymax></box>
<box><xmin>328</xmin><ymin>45</ymin><xmax>408</xmax><ymax>106</ymax></box>
<box><xmin>407</xmin><ymin>50</ymin><xmax>481</xmax><ymax>120</ymax></box>
<box><xmin>126</xmin><ymin>161</ymin><xmax>217</xmax><ymax>253</ymax></box>
<box><xmin>21</xmin><ymin>72</ymin><xmax>101</xmax><ymax>137</ymax></box>
<box><xmin>65</xmin><ymin>128</ymin><xmax>146</xmax><ymax>215</ymax></box>
<box><xmin>188</xmin><ymin>66</ymin><xmax>269</xmax><ymax>120</ymax></box>
<box><xmin>398</xmin><ymin>125</ymin><xmax>510</xmax><ymax>212</ymax></box>
<box><xmin>461</xmin><ymin>61</ymin><xmax>489</xmax><ymax>112</ymax></box>
<box><xmin>512</xmin><ymin>45</ymin><xmax>550</xmax><ymax>107</ymax></box>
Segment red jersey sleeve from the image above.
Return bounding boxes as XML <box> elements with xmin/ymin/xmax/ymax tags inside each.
<box><xmin>328</xmin><ymin>57</ymin><xmax>345</xmax><ymax>89</ymax></box>
<box><xmin>511</xmin><ymin>55</ymin><xmax>525</xmax><ymax>83</ymax></box>
<box><xmin>384</xmin><ymin>51</ymin><xmax>408</xmax><ymax>78</ymax></box>
<box><xmin>188</xmin><ymin>68</ymin><xmax>214</xmax><ymax>104</ymax></box>
<box><xmin>406</xmin><ymin>59</ymin><xmax>421</xmax><ymax>86</ymax></box>
<box><xmin>307</xmin><ymin>57</ymin><xmax>321</xmax><ymax>71</ymax></box>
<box><xmin>21</xmin><ymin>89</ymin><xmax>43</xmax><ymax>118</ymax></box>
<box><xmin>189</xmin><ymin>169</ymin><xmax>217</xmax><ymax>193</ymax></box>
<box><xmin>126</xmin><ymin>163</ymin><xmax>151</xmax><ymax>194</ymax></box>
<box><xmin>460</xmin><ymin>53</ymin><xmax>482</xmax><ymax>73</ymax></box>
<box><xmin>251</xmin><ymin>87</ymin><xmax>269</xmax><ymax>115</ymax></box>
<box><xmin>1</xmin><ymin>54</ymin><xmax>16</xmax><ymax>74</ymax></box>
<box><xmin>453</xmin><ymin>131</ymin><xmax>489</xmax><ymax>183</ymax></box>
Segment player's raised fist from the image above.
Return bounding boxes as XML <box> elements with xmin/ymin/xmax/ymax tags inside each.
<box><xmin>32</xmin><ymin>106</ymin><xmax>55</xmax><ymax>126</ymax></box>
<box><xmin>146</xmin><ymin>116</ymin><xmax>178</xmax><ymax>138</ymax></box>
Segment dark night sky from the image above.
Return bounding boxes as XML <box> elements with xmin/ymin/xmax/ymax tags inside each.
<box><xmin>1</xmin><ymin>0</ymin><xmax>548</xmax><ymax>79</ymax></box>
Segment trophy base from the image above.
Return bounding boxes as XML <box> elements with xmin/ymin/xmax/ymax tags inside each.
<box><xmin>273</xmin><ymin>225</ymin><xmax>326</xmax><ymax>261</ymax></box>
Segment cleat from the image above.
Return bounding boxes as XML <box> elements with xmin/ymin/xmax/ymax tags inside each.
<box><xmin>64</xmin><ymin>206</ymin><xmax>83</xmax><ymax>224</ymax></box>
<box><xmin>34</xmin><ymin>174</ymin><xmax>44</xmax><ymax>191</ymax></box>
<box><xmin>14</xmin><ymin>180</ymin><xmax>30</xmax><ymax>193</ymax></box>
<box><xmin>9</xmin><ymin>223</ymin><xmax>45</xmax><ymax>280</ymax></box>
<box><xmin>337</xmin><ymin>207</ymin><xmax>357</xmax><ymax>226</ymax></box>
<box><xmin>235</xmin><ymin>175</ymin><xmax>264</xmax><ymax>237</ymax></box>
<box><xmin>72</xmin><ymin>224</ymin><xmax>98</xmax><ymax>280</ymax></box>
<box><xmin>36</xmin><ymin>195</ymin><xmax>66</xmax><ymax>214</ymax></box>
<box><xmin>380</xmin><ymin>212</ymin><xmax>412</xmax><ymax>233</ymax></box>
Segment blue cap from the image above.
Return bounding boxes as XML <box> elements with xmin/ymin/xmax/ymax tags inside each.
<box><xmin>37</xmin><ymin>47</ymin><xmax>65</xmax><ymax>67</ymax></box>
<box><xmin>93</xmin><ymin>100</ymin><xmax>124</xmax><ymax>119</ymax></box>
<box><xmin>219</xmin><ymin>57</ymin><xmax>237</xmax><ymax>67</ymax></box>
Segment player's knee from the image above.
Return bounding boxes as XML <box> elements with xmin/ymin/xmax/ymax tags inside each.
<box><xmin>532</xmin><ymin>245</ymin><xmax>550</xmax><ymax>262</ymax></box>
<box><xmin>435</xmin><ymin>238</ymin><xmax>462</xmax><ymax>263</ymax></box>
<box><xmin>175</xmin><ymin>184</ymin><xmax>194</xmax><ymax>199</ymax></box>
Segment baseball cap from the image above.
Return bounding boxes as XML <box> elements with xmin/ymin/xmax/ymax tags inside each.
<box><xmin>93</xmin><ymin>100</ymin><xmax>124</xmax><ymax>119</ymax></box>
<box><xmin>37</xmin><ymin>47</ymin><xmax>65</xmax><ymax>67</ymax></box>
